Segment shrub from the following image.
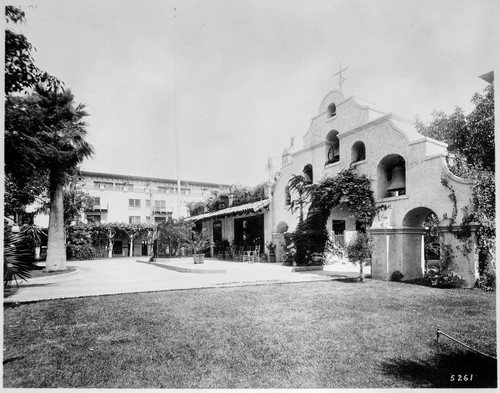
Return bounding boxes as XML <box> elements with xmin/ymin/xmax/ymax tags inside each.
<box><xmin>4</xmin><ymin>223</ymin><xmax>39</xmax><ymax>289</ymax></box>
<box><xmin>425</xmin><ymin>267</ymin><xmax>466</xmax><ymax>288</ymax></box>
<box><xmin>390</xmin><ymin>270</ymin><xmax>404</xmax><ymax>282</ymax></box>
<box><xmin>475</xmin><ymin>271</ymin><xmax>496</xmax><ymax>292</ymax></box>
<box><xmin>66</xmin><ymin>223</ymin><xmax>95</xmax><ymax>260</ymax></box>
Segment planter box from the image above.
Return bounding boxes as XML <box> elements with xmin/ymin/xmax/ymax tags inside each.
<box><xmin>193</xmin><ymin>254</ymin><xmax>205</xmax><ymax>264</ymax></box>
<box><xmin>292</xmin><ymin>266</ymin><xmax>324</xmax><ymax>272</ymax></box>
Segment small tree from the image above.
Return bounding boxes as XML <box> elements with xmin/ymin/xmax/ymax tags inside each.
<box><xmin>345</xmin><ymin>232</ymin><xmax>373</xmax><ymax>281</ymax></box>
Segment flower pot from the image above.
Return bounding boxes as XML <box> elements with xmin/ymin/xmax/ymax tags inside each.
<box><xmin>193</xmin><ymin>254</ymin><xmax>205</xmax><ymax>264</ymax></box>
<box><xmin>269</xmin><ymin>254</ymin><xmax>276</xmax><ymax>263</ymax></box>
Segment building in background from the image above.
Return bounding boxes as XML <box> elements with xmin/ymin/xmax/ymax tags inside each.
<box><xmin>79</xmin><ymin>171</ymin><xmax>230</xmax><ymax>224</ymax></box>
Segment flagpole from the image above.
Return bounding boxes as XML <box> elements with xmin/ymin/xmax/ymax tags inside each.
<box><xmin>173</xmin><ymin>7</ymin><xmax>182</xmax><ymax>218</ymax></box>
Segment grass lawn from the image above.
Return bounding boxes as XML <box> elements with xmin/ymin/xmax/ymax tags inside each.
<box><xmin>3</xmin><ymin>280</ymin><xmax>497</xmax><ymax>388</ymax></box>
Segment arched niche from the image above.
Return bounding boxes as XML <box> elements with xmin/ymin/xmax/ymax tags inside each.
<box><xmin>377</xmin><ymin>154</ymin><xmax>406</xmax><ymax>198</ymax></box>
<box><xmin>327</xmin><ymin>103</ymin><xmax>336</xmax><ymax>117</ymax></box>
<box><xmin>303</xmin><ymin>164</ymin><xmax>313</xmax><ymax>182</ymax></box>
<box><xmin>325</xmin><ymin>130</ymin><xmax>340</xmax><ymax>165</ymax></box>
<box><xmin>351</xmin><ymin>141</ymin><xmax>366</xmax><ymax>163</ymax></box>
<box><xmin>284</xmin><ymin>185</ymin><xmax>291</xmax><ymax>206</ymax></box>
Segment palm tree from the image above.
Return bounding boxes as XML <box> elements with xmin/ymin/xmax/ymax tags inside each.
<box><xmin>287</xmin><ymin>174</ymin><xmax>313</xmax><ymax>223</ymax></box>
<box><xmin>34</xmin><ymin>86</ymin><xmax>94</xmax><ymax>271</ymax></box>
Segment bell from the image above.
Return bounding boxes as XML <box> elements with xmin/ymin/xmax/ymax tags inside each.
<box><xmin>387</xmin><ymin>166</ymin><xmax>406</xmax><ymax>192</ymax></box>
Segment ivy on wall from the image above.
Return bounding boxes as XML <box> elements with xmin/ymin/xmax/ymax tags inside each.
<box><xmin>289</xmin><ymin>168</ymin><xmax>378</xmax><ymax>266</ymax></box>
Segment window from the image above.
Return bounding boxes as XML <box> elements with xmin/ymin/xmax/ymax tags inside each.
<box><xmin>117</xmin><ymin>183</ymin><xmax>134</xmax><ymax>191</ymax></box>
<box><xmin>182</xmin><ymin>188</ymin><xmax>191</xmax><ymax>195</ymax></box>
<box><xmin>158</xmin><ymin>186</ymin><xmax>168</xmax><ymax>193</ymax></box>
<box><xmin>154</xmin><ymin>200</ymin><xmax>166</xmax><ymax>212</ymax></box>
<box><xmin>146</xmin><ymin>199</ymin><xmax>151</xmax><ymax>207</ymax></box>
<box><xmin>331</xmin><ymin>220</ymin><xmax>345</xmax><ymax>247</ymax></box>
<box><xmin>154</xmin><ymin>216</ymin><xmax>166</xmax><ymax>223</ymax></box>
<box><xmin>94</xmin><ymin>181</ymin><xmax>113</xmax><ymax>190</ymax></box>
<box><xmin>93</xmin><ymin>197</ymin><xmax>101</xmax><ymax>207</ymax></box>
<box><xmin>129</xmin><ymin>216</ymin><xmax>141</xmax><ymax>224</ymax></box>
<box><xmin>326</xmin><ymin>130</ymin><xmax>340</xmax><ymax>164</ymax></box>
<box><xmin>87</xmin><ymin>215</ymin><xmax>101</xmax><ymax>223</ymax></box>
<box><xmin>129</xmin><ymin>199</ymin><xmax>141</xmax><ymax>208</ymax></box>
<box><xmin>145</xmin><ymin>216</ymin><xmax>151</xmax><ymax>222</ymax></box>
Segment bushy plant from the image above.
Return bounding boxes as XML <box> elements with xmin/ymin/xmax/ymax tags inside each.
<box><xmin>66</xmin><ymin>223</ymin><xmax>95</xmax><ymax>260</ymax></box>
<box><xmin>283</xmin><ymin>233</ymin><xmax>296</xmax><ymax>266</ymax></box>
<box><xmin>390</xmin><ymin>270</ymin><xmax>404</xmax><ymax>282</ymax></box>
<box><xmin>475</xmin><ymin>271</ymin><xmax>496</xmax><ymax>292</ymax></box>
<box><xmin>425</xmin><ymin>266</ymin><xmax>466</xmax><ymax>288</ymax></box>
<box><xmin>346</xmin><ymin>232</ymin><xmax>373</xmax><ymax>281</ymax></box>
<box><xmin>184</xmin><ymin>229</ymin><xmax>210</xmax><ymax>255</ymax></box>
<box><xmin>4</xmin><ymin>223</ymin><xmax>39</xmax><ymax>289</ymax></box>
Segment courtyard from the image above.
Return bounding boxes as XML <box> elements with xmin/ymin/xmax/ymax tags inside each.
<box><xmin>3</xmin><ymin>275</ymin><xmax>496</xmax><ymax>388</ymax></box>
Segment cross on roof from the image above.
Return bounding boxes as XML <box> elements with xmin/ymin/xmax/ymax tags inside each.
<box><xmin>332</xmin><ymin>64</ymin><xmax>349</xmax><ymax>90</ymax></box>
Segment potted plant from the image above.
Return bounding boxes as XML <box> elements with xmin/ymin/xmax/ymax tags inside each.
<box><xmin>184</xmin><ymin>229</ymin><xmax>209</xmax><ymax>264</ymax></box>
<box><xmin>266</xmin><ymin>241</ymin><xmax>276</xmax><ymax>263</ymax></box>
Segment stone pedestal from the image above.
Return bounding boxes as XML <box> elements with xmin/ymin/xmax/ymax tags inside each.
<box><xmin>272</xmin><ymin>233</ymin><xmax>286</xmax><ymax>263</ymax></box>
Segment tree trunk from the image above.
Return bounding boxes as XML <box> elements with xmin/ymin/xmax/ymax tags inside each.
<box><xmin>108</xmin><ymin>239</ymin><xmax>113</xmax><ymax>258</ymax></box>
<box><xmin>46</xmin><ymin>180</ymin><xmax>67</xmax><ymax>271</ymax></box>
<box><xmin>359</xmin><ymin>260</ymin><xmax>364</xmax><ymax>281</ymax></box>
<box><xmin>129</xmin><ymin>237</ymin><xmax>134</xmax><ymax>257</ymax></box>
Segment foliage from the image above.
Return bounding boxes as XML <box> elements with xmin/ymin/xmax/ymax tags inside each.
<box><xmin>475</xmin><ymin>272</ymin><xmax>496</xmax><ymax>292</ymax></box>
<box><xmin>390</xmin><ymin>271</ymin><xmax>404</xmax><ymax>282</ymax></box>
<box><xmin>346</xmin><ymin>232</ymin><xmax>373</xmax><ymax>281</ymax></box>
<box><xmin>203</xmin><ymin>183</ymin><xmax>268</xmax><ymax>213</ymax></box>
<box><xmin>289</xmin><ymin>168</ymin><xmax>377</xmax><ymax>266</ymax></box>
<box><xmin>4</xmin><ymin>223</ymin><xmax>39</xmax><ymax>289</ymax></box>
<box><xmin>63</xmin><ymin>176</ymin><xmax>96</xmax><ymax>225</ymax></box>
<box><xmin>185</xmin><ymin>201</ymin><xmax>206</xmax><ymax>217</ymax></box>
<box><xmin>266</xmin><ymin>241</ymin><xmax>276</xmax><ymax>254</ymax></box>
<box><xmin>287</xmin><ymin>174</ymin><xmax>313</xmax><ymax>223</ymax></box>
<box><xmin>283</xmin><ymin>233</ymin><xmax>296</xmax><ymax>265</ymax></box>
<box><xmin>184</xmin><ymin>229</ymin><xmax>210</xmax><ymax>254</ymax></box>
<box><xmin>157</xmin><ymin>218</ymin><xmax>193</xmax><ymax>257</ymax></box>
<box><xmin>5</xmin><ymin>6</ymin><xmax>61</xmax><ymax>95</ymax></box>
<box><xmin>324</xmin><ymin>231</ymin><xmax>346</xmax><ymax>263</ymax></box>
<box><xmin>416</xmin><ymin>84</ymin><xmax>495</xmax><ymax>273</ymax></box>
<box><xmin>66</xmin><ymin>223</ymin><xmax>95</xmax><ymax>260</ymax></box>
<box><xmin>424</xmin><ymin>267</ymin><xmax>466</xmax><ymax>288</ymax></box>
<box><xmin>423</xmin><ymin>213</ymin><xmax>440</xmax><ymax>261</ymax></box>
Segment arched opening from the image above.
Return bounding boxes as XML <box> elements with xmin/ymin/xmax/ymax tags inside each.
<box><xmin>276</xmin><ymin>221</ymin><xmax>289</xmax><ymax>233</ymax></box>
<box><xmin>377</xmin><ymin>154</ymin><xmax>406</xmax><ymax>198</ymax></box>
<box><xmin>303</xmin><ymin>164</ymin><xmax>313</xmax><ymax>182</ymax></box>
<box><xmin>325</xmin><ymin>130</ymin><xmax>340</xmax><ymax>165</ymax></box>
<box><xmin>403</xmin><ymin>207</ymin><xmax>441</xmax><ymax>270</ymax></box>
<box><xmin>327</xmin><ymin>103</ymin><xmax>336</xmax><ymax>117</ymax></box>
<box><xmin>351</xmin><ymin>141</ymin><xmax>366</xmax><ymax>163</ymax></box>
<box><xmin>284</xmin><ymin>185</ymin><xmax>291</xmax><ymax>206</ymax></box>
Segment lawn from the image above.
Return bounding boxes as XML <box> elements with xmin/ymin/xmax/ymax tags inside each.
<box><xmin>3</xmin><ymin>280</ymin><xmax>497</xmax><ymax>388</ymax></box>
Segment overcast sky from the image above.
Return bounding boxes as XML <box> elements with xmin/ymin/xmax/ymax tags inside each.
<box><xmin>12</xmin><ymin>0</ymin><xmax>498</xmax><ymax>186</ymax></box>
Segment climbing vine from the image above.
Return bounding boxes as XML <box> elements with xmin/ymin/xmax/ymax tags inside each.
<box><xmin>289</xmin><ymin>168</ymin><xmax>379</xmax><ymax>266</ymax></box>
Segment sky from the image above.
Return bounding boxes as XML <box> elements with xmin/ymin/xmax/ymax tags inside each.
<box><xmin>11</xmin><ymin>0</ymin><xmax>499</xmax><ymax>186</ymax></box>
